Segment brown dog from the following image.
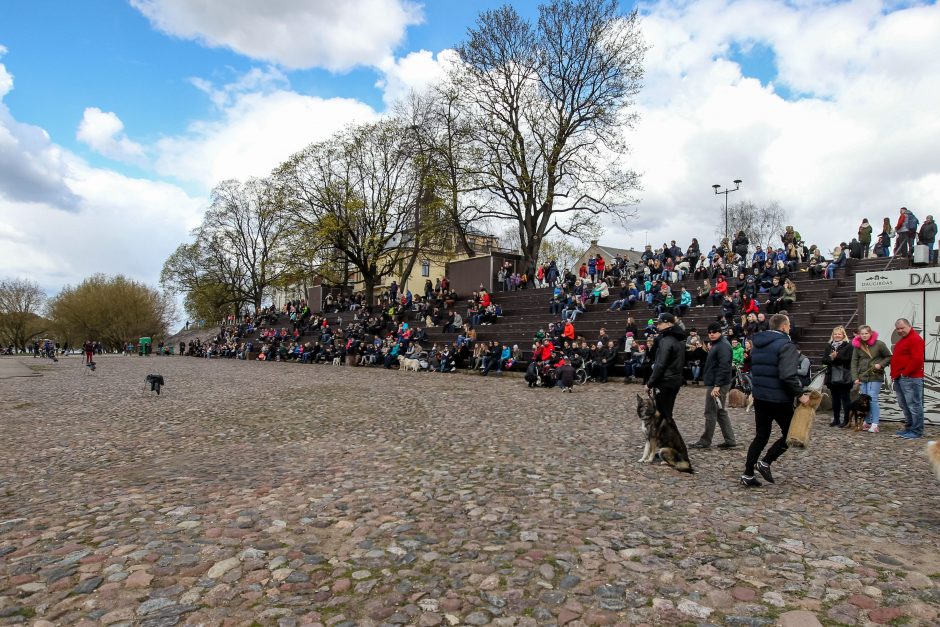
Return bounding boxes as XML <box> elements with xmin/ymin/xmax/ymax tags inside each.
<box><xmin>927</xmin><ymin>441</ymin><xmax>940</xmax><ymax>482</ymax></box>
<box><xmin>846</xmin><ymin>394</ymin><xmax>872</xmax><ymax>431</ymax></box>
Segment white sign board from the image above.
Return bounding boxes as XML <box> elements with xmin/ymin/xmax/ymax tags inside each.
<box><xmin>856</xmin><ymin>268</ymin><xmax>940</xmax><ymax>293</ymax></box>
<box><xmin>855</xmin><ymin>267</ymin><xmax>939</xmax><ymax>424</ymax></box>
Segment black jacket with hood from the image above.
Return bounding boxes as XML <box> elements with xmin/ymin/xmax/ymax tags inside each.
<box><xmin>648</xmin><ymin>325</ymin><xmax>687</xmax><ymax>389</ymax></box>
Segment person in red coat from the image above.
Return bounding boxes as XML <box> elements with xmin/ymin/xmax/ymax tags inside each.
<box><xmin>891</xmin><ymin>318</ymin><xmax>925</xmax><ymax>438</ymax></box>
<box><xmin>480</xmin><ymin>290</ymin><xmax>491</xmax><ymax>308</ymax></box>
<box><xmin>596</xmin><ymin>255</ymin><xmax>606</xmax><ymax>280</ymax></box>
<box><xmin>563</xmin><ymin>321</ymin><xmax>575</xmax><ymax>341</ymax></box>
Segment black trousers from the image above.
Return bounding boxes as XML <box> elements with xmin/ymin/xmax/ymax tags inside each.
<box><xmin>655</xmin><ymin>386</ymin><xmax>680</xmax><ymax>421</ymax></box>
<box><xmin>746</xmin><ymin>399</ymin><xmax>793</xmax><ymax>476</ymax></box>
<box><xmin>830</xmin><ymin>383</ymin><xmax>852</xmax><ymax>423</ymax></box>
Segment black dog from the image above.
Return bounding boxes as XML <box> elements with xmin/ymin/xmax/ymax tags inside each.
<box><xmin>847</xmin><ymin>394</ymin><xmax>872</xmax><ymax>430</ymax></box>
<box><xmin>145</xmin><ymin>374</ymin><xmax>165</xmax><ymax>395</ymax></box>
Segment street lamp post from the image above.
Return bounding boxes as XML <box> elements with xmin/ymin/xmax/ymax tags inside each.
<box><xmin>712</xmin><ymin>179</ymin><xmax>742</xmax><ymax>243</ymax></box>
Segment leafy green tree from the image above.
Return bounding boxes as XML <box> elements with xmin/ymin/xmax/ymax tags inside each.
<box><xmin>48</xmin><ymin>275</ymin><xmax>175</xmax><ymax>350</ymax></box>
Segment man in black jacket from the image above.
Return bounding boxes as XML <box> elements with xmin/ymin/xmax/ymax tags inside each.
<box><xmin>646</xmin><ymin>313</ymin><xmax>687</xmax><ymax>421</ymax></box>
<box><xmin>741</xmin><ymin>314</ymin><xmax>811</xmax><ymax>487</ymax></box>
<box><xmin>594</xmin><ymin>340</ymin><xmax>617</xmax><ymax>383</ymax></box>
<box><xmin>691</xmin><ymin>323</ymin><xmax>737</xmax><ymax>449</ymax></box>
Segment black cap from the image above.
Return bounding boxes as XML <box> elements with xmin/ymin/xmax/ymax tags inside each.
<box><xmin>657</xmin><ymin>312</ymin><xmax>676</xmax><ymax>324</ymax></box>
<box><xmin>707</xmin><ymin>322</ymin><xmax>723</xmax><ymax>334</ymax></box>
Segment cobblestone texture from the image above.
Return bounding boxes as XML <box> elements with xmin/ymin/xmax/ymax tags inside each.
<box><xmin>1</xmin><ymin>356</ymin><xmax>939</xmax><ymax>626</ymax></box>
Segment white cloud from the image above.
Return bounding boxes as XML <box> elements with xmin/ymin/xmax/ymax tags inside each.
<box><xmin>189</xmin><ymin>65</ymin><xmax>288</xmax><ymax>109</ymax></box>
<box><xmin>154</xmin><ymin>76</ymin><xmax>377</xmax><ymax>188</ymax></box>
<box><xmin>0</xmin><ymin>49</ymin><xmax>204</xmax><ymax>292</ymax></box>
<box><xmin>0</xmin><ymin>166</ymin><xmax>204</xmax><ymax>291</ymax></box>
<box><xmin>130</xmin><ymin>0</ymin><xmax>424</xmax><ymax>71</ymax></box>
<box><xmin>0</xmin><ymin>50</ymin><xmax>81</xmax><ymax>210</ymax></box>
<box><xmin>601</xmin><ymin>0</ymin><xmax>940</xmax><ymax>254</ymax></box>
<box><xmin>376</xmin><ymin>48</ymin><xmax>459</xmax><ymax>107</ymax></box>
<box><xmin>76</xmin><ymin>107</ymin><xmax>145</xmax><ymax>163</ymax></box>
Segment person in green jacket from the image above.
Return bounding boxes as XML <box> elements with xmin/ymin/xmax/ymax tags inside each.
<box><xmin>858</xmin><ymin>218</ymin><xmax>873</xmax><ymax>257</ymax></box>
<box><xmin>731</xmin><ymin>337</ymin><xmax>745</xmax><ymax>368</ymax></box>
<box><xmin>850</xmin><ymin>324</ymin><xmax>892</xmax><ymax>433</ymax></box>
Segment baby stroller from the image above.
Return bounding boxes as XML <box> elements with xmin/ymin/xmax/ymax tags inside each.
<box><xmin>416</xmin><ymin>350</ymin><xmax>431</xmax><ymax>372</ymax></box>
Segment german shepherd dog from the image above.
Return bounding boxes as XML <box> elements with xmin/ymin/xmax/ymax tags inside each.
<box><xmin>635</xmin><ymin>394</ymin><xmax>694</xmax><ymax>474</ymax></box>
<box><xmin>846</xmin><ymin>394</ymin><xmax>872</xmax><ymax>431</ymax></box>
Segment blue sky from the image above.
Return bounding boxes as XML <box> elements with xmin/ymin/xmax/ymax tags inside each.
<box><xmin>0</xmin><ymin>0</ymin><xmax>937</xmax><ymax>297</ymax></box>
<box><xmin>1</xmin><ymin>1</ymin><xmax>549</xmax><ymax>175</ymax></box>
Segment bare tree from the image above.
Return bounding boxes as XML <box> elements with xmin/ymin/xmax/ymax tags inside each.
<box><xmin>718</xmin><ymin>200</ymin><xmax>790</xmax><ymax>252</ymax></box>
<box><xmin>453</xmin><ymin>0</ymin><xmax>645</xmax><ymax>274</ymax></box>
<box><xmin>200</xmin><ymin>177</ymin><xmax>294</xmax><ymax>312</ymax></box>
<box><xmin>277</xmin><ymin>120</ymin><xmax>424</xmax><ymax>304</ymax></box>
<box><xmin>0</xmin><ymin>278</ymin><xmax>47</xmax><ymax>351</ymax></box>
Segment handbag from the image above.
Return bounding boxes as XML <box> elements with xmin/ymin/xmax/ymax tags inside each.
<box><xmin>829</xmin><ymin>364</ymin><xmax>851</xmax><ymax>385</ymax></box>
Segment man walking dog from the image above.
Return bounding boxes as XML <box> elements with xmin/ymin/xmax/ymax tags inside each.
<box><xmin>646</xmin><ymin>313</ymin><xmax>687</xmax><ymax>422</ymax></box>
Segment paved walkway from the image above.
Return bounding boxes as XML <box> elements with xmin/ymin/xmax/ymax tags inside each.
<box><xmin>1</xmin><ymin>356</ymin><xmax>938</xmax><ymax>626</ymax></box>
<box><xmin>0</xmin><ymin>357</ymin><xmax>42</xmax><ymax>380</ymax></box>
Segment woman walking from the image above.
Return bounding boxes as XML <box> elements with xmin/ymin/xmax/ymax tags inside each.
<box><xmin>821</xmin><ymin>326</ymin><xmax>854</xmax><ymax>427</ymax></box>
<box><xmin>850</xmin><ymin>325</ymin><xmax>892</xmax><ymax>433</ymax></box>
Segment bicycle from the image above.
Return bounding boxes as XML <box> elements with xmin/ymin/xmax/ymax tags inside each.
<box><xmin>731</xmin><ymin>367</ymin><xmax>752</xmax><ymax>396</ymax></box>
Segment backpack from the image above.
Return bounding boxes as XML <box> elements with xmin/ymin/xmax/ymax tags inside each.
<box><xmin>797</xmin><ymin>354</ymin><xmax>811</xmax><ymax>387</ymax></box>
<box><xmin>906</xmin><ymin>213</ymin><xmax>919</xmax><ymax>233</ymax></box>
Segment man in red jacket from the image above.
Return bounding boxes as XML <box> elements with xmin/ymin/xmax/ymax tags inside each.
<box><xmin>891</xmin><ymin>318</ymin><xmax>925</xmax><ymax>439</ymax></box>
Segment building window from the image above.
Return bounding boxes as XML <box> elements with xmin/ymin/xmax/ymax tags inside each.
<box><xmin>421</xmin><ymin>260</ymin><xmax>431</xmax><ymax>277</ymax></box>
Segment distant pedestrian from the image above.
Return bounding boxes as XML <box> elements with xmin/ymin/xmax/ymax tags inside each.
<box><xmin>891</xmin><ymin>318</ymin><xmax>925</xmax><ymax>439</ymax></box>
<box><xmin>894</xmin><ymin>207</ymin><xmax>919</xmax><ymax>258</ymax></box>
<box><xmin>740</xmin><ymin>314</ymin><xmax>811</xmax><ymax>487</ymax></box>
<box><xmin>690</xmin><ymin>322</ymin><xmax>737</xmax><ymax>449</ymax></box>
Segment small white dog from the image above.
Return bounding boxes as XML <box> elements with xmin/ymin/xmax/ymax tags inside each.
<box><xmin>398</xmin><ymin>356</ymin><xmax>420</xmax><ymax>372</ymax></box>
<box><xmin>332</xmin><ymin>356</ymin><xmax>342</xmax><ymax>366</ymax></box>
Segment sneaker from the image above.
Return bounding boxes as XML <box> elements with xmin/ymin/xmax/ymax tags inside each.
<box><xmin>895</xmin><ymin>430</ymin><xmax>912</xmax><ymax>437</ymax></box>
<box><xmin>861</xmin><ymin>422</ymin><xmax>870</xmax><ymax>431</ymax></box>
<box><xmin>900</xmin><ymin>432</ymin><xmax>922</xmax><ymax>439</ymax></box>
<box><xmin>868</xmin><ymin>424</ymin><xmax>879</xmax><ymax>433</ymax></box>
<box><xmin>717</xmin><ymin>442</ymin><xmax>740</xmax><ymax>449</ymax></box>
<box><xmin>689</xmin><ymin>442</ymin><xmax>710</xmax><ymax>449</ymax></box>
<box><xmin>740</xmin><ymin>475</ymin><xmax>762</xmax><ymax>488</ymax></box>
<box><xmin>829</xmin><ymin>421</ymin><xmax>840</xmax><ymax>427</ymax></box>
<box><xmin>756</xmin><ymin>461</ymin><xmax>775</xmax><ymax>484</ymax></box>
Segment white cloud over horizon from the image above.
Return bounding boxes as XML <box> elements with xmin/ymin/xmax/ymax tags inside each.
<box><xmin>129</xmin><ymin>0</ymin><xmax>424</xmax><ymax>71</ymax></box>
<box><xmin>608</xmin><ymin>0</ymin><xmax>940</xmax><ymax>253</ymax></box>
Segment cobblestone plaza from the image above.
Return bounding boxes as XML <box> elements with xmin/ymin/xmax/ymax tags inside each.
<box><xmin>1</xmin><ymin>357</ymin><xmax>938</xmax><ymax>626</ymax></box>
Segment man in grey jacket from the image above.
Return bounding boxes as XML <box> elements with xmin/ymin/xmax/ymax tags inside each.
<box><xmin>690</xmin><ymin>323</ymin><xmax>737</xmax><ymax>449</ymax></box>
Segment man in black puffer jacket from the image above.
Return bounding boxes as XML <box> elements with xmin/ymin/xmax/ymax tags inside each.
<box><xmin>741</xmin><ymin>314</ymin><xmax>811</xmax><ymax>487</ymax></box>
<box><xmin>646</xmin><ymin>313</ymin><xmax>687</xmax><ymax>422</ymax></box>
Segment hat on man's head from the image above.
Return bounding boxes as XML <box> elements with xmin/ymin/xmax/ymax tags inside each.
<box><xmin>707</xmin><ymin>322</ymin><xmax>723</xmax><ymax>334</ymax></box>
<box><xmin>657</xmin><ymin>312</ymin><xmax>676</xmax><ymax>324</ymax></box>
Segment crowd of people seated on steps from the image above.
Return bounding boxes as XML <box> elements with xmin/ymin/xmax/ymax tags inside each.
<box><xmin>180</xmin><ymin>208</ymin><xmax>933</xmax><ymax>384</ymax></box>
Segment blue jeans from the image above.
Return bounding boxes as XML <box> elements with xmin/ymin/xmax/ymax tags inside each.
<box><xmin>859</xmin><ymin>380</ymin><xmax>882</xmax><ymax>424</ymax></box>
<box><xmin>894</xmin><ymin>377</ymin><xmax>924</xmax><ymax>435</ymax></box>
